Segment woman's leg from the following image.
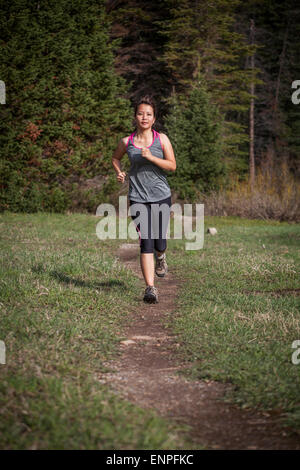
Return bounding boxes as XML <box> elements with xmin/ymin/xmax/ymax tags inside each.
<box><xmin>140</xmin><ymin>253</ymin><xmax>155</xmax><ymax>286</ymax></box>
<box><xmin>129</xmin><ymin>200</ymin><xmax>155</xmax><ymax>287</ymax></box>
<box><xmin>154</xmin><ymin>196</ymin><xmax>172</xmax><ymax>257</ymax></box>
<box><xmin>139</xmin><ymin>201</ymin><xmax>155</xmax><ymax>286</ymax></box>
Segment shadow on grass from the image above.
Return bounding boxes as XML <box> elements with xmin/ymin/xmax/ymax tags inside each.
<box><xmin>31</xmin><ymin>264</ymin><xmax>126</xmax><ymax>290</ymax></box>
<box><xmin>50</xmin><ymin>270</ymin><xmax>126</xmax><ymax>289</ymax></box>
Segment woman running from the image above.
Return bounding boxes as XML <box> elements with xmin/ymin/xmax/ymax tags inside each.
<box><xmin>111</xmin><ymin>95</ymin><xmax>176</xmax><ymax>303</ymax></box>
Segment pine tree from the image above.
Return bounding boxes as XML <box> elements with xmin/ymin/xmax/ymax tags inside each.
<box><xmin>164</xmin><ymin>75</ymin><xmax>227</xmax><ymax>201</ymax></box>
<box><xmin>157</xmin><ymin>0</ymin><xmax>263</xmax><ymax>166</ymax></box>
<box><xmin>0</xmin><ymin>0</ymin><xmax>132</xmax><ymax>212</ymax></box>
<box><xmin>238</xmin><ymin>0</ymin><xmax>300</xmax><ymax>173</ymax></box>
<box><xmin>106</xmin><ymin>0</ymin><xmax>174</xmax><ymax>126</ymax></box>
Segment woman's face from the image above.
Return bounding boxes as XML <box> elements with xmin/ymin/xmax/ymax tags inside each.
<box><xmin>135</xmin><ymin>104</ymin><xmax>155</xmax><ymax>130</ymax></box>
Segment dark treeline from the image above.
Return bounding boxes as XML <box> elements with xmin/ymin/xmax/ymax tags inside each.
<box><xmin>1</xmin><ymin>0</ymin><xmax>299</xmax><ymax>213</ymax></box>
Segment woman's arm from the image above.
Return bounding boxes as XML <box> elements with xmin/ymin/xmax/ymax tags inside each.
<box><xmin>141</xmin><ymin>133</ymin><xmax>176</xmax><ymax>172</ymax></box>
<box><xmin>111</xmin><ymin>138</ymin><xmax>127</xmax><ymax>183</ymax></box>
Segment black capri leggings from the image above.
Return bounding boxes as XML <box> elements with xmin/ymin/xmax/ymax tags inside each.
<box><xmin>129</xmin><ymin>196</ymin><xmax>172</xmax><ymax>254</ymax></box>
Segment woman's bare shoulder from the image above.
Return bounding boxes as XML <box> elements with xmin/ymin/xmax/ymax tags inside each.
<box><xmin>159</xmin><ymin>133</ymin><xmax>172</xmax><ymax>145</ymax></box>
<box><xmin>159</xmin><ymin>132</ymin><xmax>169</xmax><ymax>138</ymax></box>
<box><xmin>121</xmin><ymin>135</ymin><xmax>132</xmax><ymax>148</ymax></box>
<box><xmin>114</xmin><ymin>136</ymin><xmax>129</xmax><ymax>152</ymax></box>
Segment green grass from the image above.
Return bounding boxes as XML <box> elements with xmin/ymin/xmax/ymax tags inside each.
<box><xmin>165</xmin><ymin>215</ymin><xmax>300</xmax><ymax>431</ymax></box>
<box><xmin>1</xmin><ymin>211</ymin><xmax>299</xmax><ymax>448</ymax></box>
<box><xmin>0</xmin><ymin>211</ymin><xmax>190</xmax><ymax>450</ymax></box>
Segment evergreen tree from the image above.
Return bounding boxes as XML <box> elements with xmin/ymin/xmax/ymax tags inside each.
<box><xmin>157</xmin><ymin>0</ymin><xmax>262</xmax><ymax>167</ymax></box>
<box><xmin>164</xmin><ymin>75</ymin><xmax>227</xmax><ymax>201</ymax></box>
<box><xmin>232</xmin><ymin>0</ymin><xmax>300</xmax><ymax>175</ymax></box>
<box><xmin>242</xmin><ymin>0</ymin><xmax>300</xmax><ymax>174</ymax></box>
<box><xmin>106</xmin><ymin>0</ymin><xmax>174</xmax><ymax>127</ymax></box>
<box><xmin>0</xmin><ymin>0</ymin><xmax>132</xmax><ymax>212</ymax></box>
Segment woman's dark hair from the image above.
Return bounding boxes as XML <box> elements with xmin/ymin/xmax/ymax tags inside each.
<box><xmin>134</xmin><ymin>95</ymin><xmax>157</xmax><ymax>118</ymax></box>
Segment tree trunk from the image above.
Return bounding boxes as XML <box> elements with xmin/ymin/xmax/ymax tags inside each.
<box><xmin>249</xmin><ymin>19</ymin><xmax>255</xmax><ymax>192</ymax></box>
<box><xmin>273</xmin><ymin>20</ymin><xmax>290</xmax><ymax>118</ymax></box>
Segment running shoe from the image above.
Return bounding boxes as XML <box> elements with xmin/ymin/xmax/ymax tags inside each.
<box><xmin>143</xmin><ymin>285</ymin><xmax>159</xmax><ymax>303</ymax></box>
<box><xmin>155</xmin><ymin>252</ymin><xmax>168</xmax><ymax>277</ymax></box>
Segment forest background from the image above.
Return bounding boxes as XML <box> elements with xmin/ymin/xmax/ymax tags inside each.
<box><xmin>1</xmin><ymin>0</ymin><xmax>299</xmax><ymax>221</ymax></box>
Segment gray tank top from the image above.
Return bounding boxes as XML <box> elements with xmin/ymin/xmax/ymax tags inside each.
<box><xmin>126</xmin><ymin>129</ymin><xmax>172</xmax><ymax>203</ymax></box>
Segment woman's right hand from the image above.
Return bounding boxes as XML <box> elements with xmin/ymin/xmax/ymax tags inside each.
<box><xmin>117</xmin><ymin>171</ymin><xmax>126</xmax><ymax>183</ymax></box>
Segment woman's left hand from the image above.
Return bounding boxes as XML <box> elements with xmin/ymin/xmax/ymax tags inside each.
<box><xmin>141</xmin><ymin>147</ymin><xmax>153</xmax><ymax>161</ymax></box>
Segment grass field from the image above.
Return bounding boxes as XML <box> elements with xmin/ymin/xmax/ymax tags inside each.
<box><xmin>0</xmin><ymin>212</ymin><xmax>188</xmax><ymax>450</ymax></box>
<box><xmin>166</xmin><ymin>216</ymin><xmax>300</xmax><ymax>431</ymax></box>
<box><xmin>0</xmin><ymin>211</ymin><xmax>299</xmax><ymax>448</ymax></box>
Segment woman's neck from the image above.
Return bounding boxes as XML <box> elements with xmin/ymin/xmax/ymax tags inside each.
<box><xmin>135</xmin><ymin>128</ymin><xmax>153</xmax><ymax>140</ymax></box>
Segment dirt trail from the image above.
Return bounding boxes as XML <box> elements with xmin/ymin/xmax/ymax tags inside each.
<box><xmin>98</xmin><ymin>243</ymin><xmax>300</xmax><ymax>450</ymax></box>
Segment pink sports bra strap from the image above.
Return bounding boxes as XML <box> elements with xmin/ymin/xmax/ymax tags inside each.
<box><xmin>126</xmin><ymin>132</ymin><xmax>135</xmax><ymax>148</ymax></box>
<box><xmin>126</xmin><ymin>129</ymin><xmax>164</xmax><ymax>151</ymax></box>
<box><xmin>156</xmin><ymin>130</ymin><xmax>164</xmax><ymax>151</ymax></box>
